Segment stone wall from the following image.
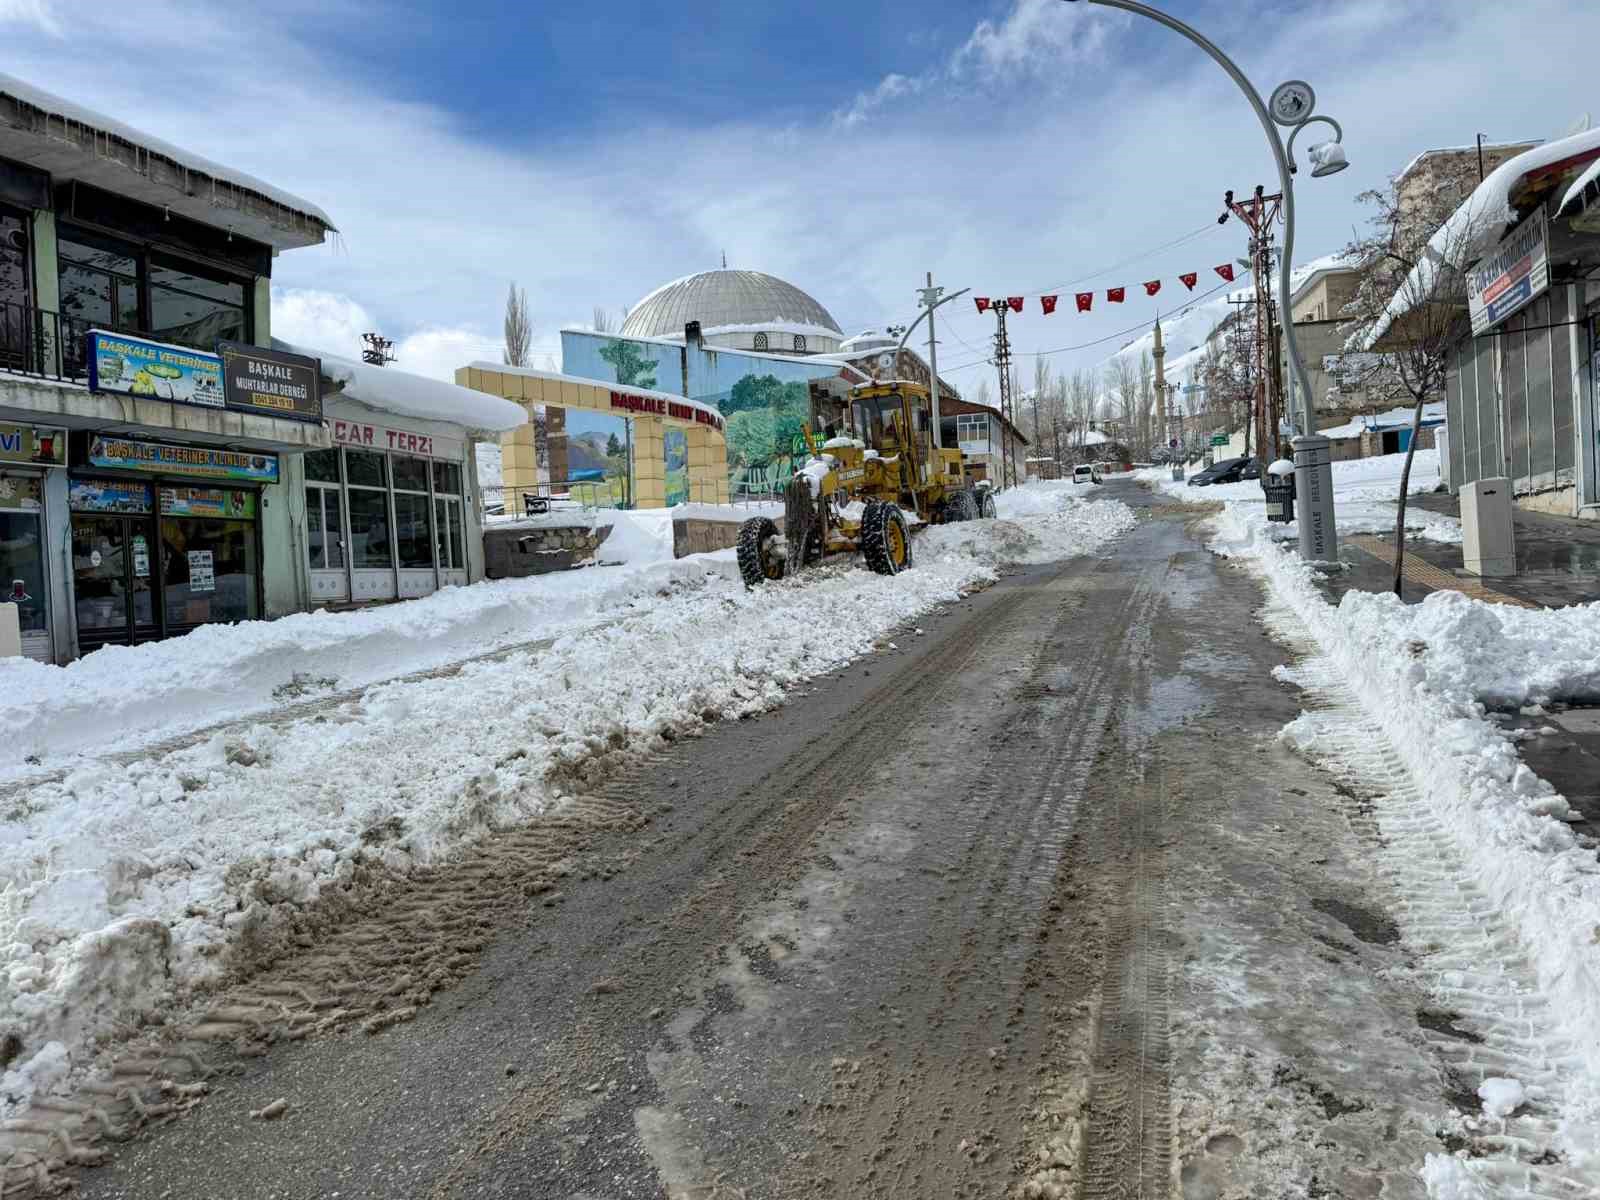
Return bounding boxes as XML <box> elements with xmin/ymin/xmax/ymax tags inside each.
<box><xmin>672</xmin><ymin>515</ymin><xmax>781</xmax><ymax>558</ymax></box>
<box><xmin>483</xmin><ymin>522</ymin><xmax>613</xmax><ymax>578</ymax></box>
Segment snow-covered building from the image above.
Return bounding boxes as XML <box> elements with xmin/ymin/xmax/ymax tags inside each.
<box><xmin>1375</xmin><ymin>129</ymin><xmax>1600</xmax><ymax>518</ymax></box>
<box><xmin>0</xmin><ymin>73</ymin><xmax>337</xmax><ymax>661</ymax></box>
<box><xmin>0</xmin><ymin>74</ymin><xmax>523</xmax><ymax>660</ymax></box>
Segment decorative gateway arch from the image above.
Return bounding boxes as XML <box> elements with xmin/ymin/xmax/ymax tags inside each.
<box><xmin>457</xmin><ymin>363</ymin><xmax>730</xmax><ymax>511</ymax></box>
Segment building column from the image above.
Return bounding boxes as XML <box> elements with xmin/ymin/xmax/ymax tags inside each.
<box><xmin>500</xmin><ymin>410</ymin><xmax>541</xmax><ymax>515</ymax></box>
<box><xmin>684</xmin><ymin>426</ymin><xmax>729</xmax><ymax>504</ymax></box>
<box><xmin>633</xmin><ymin>416</ymin><xmax>666</xmax><ymax>508</ymax></box>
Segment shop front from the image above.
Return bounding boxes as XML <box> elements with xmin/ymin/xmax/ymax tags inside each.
<box><xmin>304</xmin><ymin>406</ymin><xmax>471</xmax><ymax>606</ymax></box>
<box><xmin>0</xmin><ymin>424</ymin><xmax>65</xmax><ymax>661</ymax></box>
<box><xmin>67</xmin><ymin>433</ymin><xmax>272</xmax><ymax>653</ymax></box>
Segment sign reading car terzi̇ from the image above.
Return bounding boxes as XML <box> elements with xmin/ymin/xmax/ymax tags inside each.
<box><xmin>217</xmin><ymin>341</ymin><xmax>323</xmax><ymax>423</ymax></box>
<box><xmin>1468</xmin><ymin>209</ymin><xmax>1549</xmax><ymax>335</ymax></box>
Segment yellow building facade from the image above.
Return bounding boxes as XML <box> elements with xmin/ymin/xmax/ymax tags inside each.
<box><xmin>456</xmin><ymin>364</ymin><xmax>730</xmax><ymax>511</ymax></box>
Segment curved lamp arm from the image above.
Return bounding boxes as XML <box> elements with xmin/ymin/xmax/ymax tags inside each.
<box><xmin>1285</xmin><ymin>115</ymin><xmax>1344</xmax><ymax>173</ymax></box>
<box><xmin>895</xmin><ymin>287</ymin><xmax>971</xmax><ymax>355</ymax></box>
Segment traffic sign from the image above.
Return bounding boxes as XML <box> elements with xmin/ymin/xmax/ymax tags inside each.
<box><xmin>1210</xmin><ymin>434</ymin><xmax>1227</xmax><ymax>446</ymax></box>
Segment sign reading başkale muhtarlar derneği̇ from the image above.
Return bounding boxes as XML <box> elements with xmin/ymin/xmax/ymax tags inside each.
<box><xmin>217</xmin><ymin>342</ymin><xmax>323</xmax><ymax>423</ymax></box>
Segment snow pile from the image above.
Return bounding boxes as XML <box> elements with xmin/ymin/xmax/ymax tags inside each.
<box><xmin>1205</xmin><ymin>504</ymin><xmax>1600</xmax><ymax>1172</ymax></box>
<box><xmin>0</xmin><ymin>494</ymin><xmax>1136</xmax><ymax>1107</ymax></box>
<box><xmin>923</xmin><ymin>489</ymin><xmax>1137</xmax><ymax>568</ymax></box>
<box><xmin>0</xmin><ymin>555</ymin><xmax>732</xmax><ymax>768</ymax></box>
<box><xmin>1145</xmin><ymin>450</ymin><xmax>1462</xmax><ymax>543</ymax></box>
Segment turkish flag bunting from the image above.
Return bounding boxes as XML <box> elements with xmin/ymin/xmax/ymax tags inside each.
<box><xmin>1007</xmin><ymin>296</ymin><xmax>1025</xmax><ymax>313</ymax></box>
<box><xmin>1143</xmin><ymin>280</ymin><xmax>1161</xmax><ymax>296</ymax></box>
<box><xmin>1179</xmin><ymin>272</ymin><xmax>1199</xmax><ymax>291</ymax></box>
<box><xmin>1107</xmin><ymin>287</ymin><xmax>1125</xmax><ymax>303</ymax></box>
<box><xmin>1075</xmin><ymin>292</ymin><xmax>1093</xmax><ymax>312</ymax></box>
<box><xmin>975</xmin><ymin>297</ymin><xmax>991</xmax><ymax>313</ymax></box>
<box><xmin>1214</xmin><ymin>263</ymin><xmax>1236</xmax><ymax>281</ymax></box>
<box><xmin>1040</xmin><ymin>294</ymin><xmax>1059</xmax><ymax>315</ymax></box>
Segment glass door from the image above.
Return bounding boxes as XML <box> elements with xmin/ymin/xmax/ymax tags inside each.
<box><xmin>0</xmin><ymin>207</ymin><xmax>31</xmax><ymax>372</ymax></box>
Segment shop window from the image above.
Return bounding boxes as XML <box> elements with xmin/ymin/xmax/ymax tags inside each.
<box><xmin>305</xmin><ymin>448</ymin><xmax>342</xmax><ymax>484</ymax></box>
<box><xmin>753</xmin><ymin>332</ymin><xmax>768</xmax><ymax>351</ymax></box>
<box><xmin>57</xmin><ymin>230</ymin><xmax>251</xmax><ymax>354</ymax></box>
<box><xmin>160</xmin><ymin>513</ymin><xmax>259</xmax><ymax>627</ymax></box>
<box><xmin>306</xmin><ymin>485</ymin><xmax>345</xmax><ymax>570</ymax></box>
<box><xmin>433</xmin><ymin>460</ymin><xmax>462</xmax><ymax>496</ymax></box>
<box><xmin>345</xmin><ymin>449</ymin><xmax>387</xmax><ymax>488</ymax></box>
<box><xmin>394</xmin><ymin>492</ymin><xmax>434</xmax><ymax>569</ymax></box>
<box><xmin>347</xmin><ymin>487</ymin><xmax>392</xmax><ymax>569</ymax></box>
<box><xmin>436</xmin><ymin>496</ymin><xmax>465</xmax><ymax>570</ymax></box>
<box><xmin>392</xmin><ymin>454</ymin><xmax>430</xmax><ymax>493</ymax></box>
<box><xmin>0</xmin><ymin>511</ymin><xmax>47</xmax><ymax>635</ymax></box>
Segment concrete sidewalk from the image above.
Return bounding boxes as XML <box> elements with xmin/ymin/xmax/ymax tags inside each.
<box><xmin>1320</xmin><ymin>490</ymin><xmax>1600</xmax><ymax>610</ymax></box>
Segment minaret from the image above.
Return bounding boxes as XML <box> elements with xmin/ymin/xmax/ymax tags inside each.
<box><xmin>1152</xmin><ymin>315</ymin><xmax>1168</xmax><ymax>448</ymax></box>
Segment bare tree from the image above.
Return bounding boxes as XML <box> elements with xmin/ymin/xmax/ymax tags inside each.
<box><xmin>592</xmin><ymin>306</ymin><xmax>615</xmax><ymax>334</ymax></box>
<box><xmin>1031</xmin><ymin>357</ymin><xmax>1052</xmax><ymax>464</ymax></box>
<box><xmin>1137</xmin><ymin>350</ymin><xmax>1155</xmax><ymax>456</ymax></box>
<box><xmin>1068</xmin><ymin>370</ymin><xmax>1096</xmax><ymax>453</ymax></box>
<box><xmin>503</xmin><ymin>283</ymin><xmax>532</xmax><ymax>367</ymax></box>
<box><xmin>1341</xmin><ymin>171</ymin><xmax>1481</xmax><ymax>596</ymax></box>
<box><xmin>1105</xmin><ymin>358</ymin><xmax>1139</xmax><ymax>449</ymax></box>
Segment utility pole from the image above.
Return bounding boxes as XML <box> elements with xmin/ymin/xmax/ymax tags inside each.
<box><xmin>1219</xmin><ymin>185</ymin><xmax>1284</xmax><ymax>464</ymax></box>
<box><xmin>986</xmin><ymin>301</ymin><xmax>1017</xmax><ymax>489</ymax></box>
<box><xmin>361</xmin><ymin>332</ymin><xmax>395</xmax><ymax>367</ymax></box>
<box><xmin>917</xmin><ymin>272</ymin><xmax>946</xmax><ymax>449</ymax></box>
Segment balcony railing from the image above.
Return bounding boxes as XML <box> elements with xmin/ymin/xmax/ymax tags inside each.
<box><xmin>0</xmin><ymin>301</ymin><xmax>93</xmax><ymax>383</ymax></box>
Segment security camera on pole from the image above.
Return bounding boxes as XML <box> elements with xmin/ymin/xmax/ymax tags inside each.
<box><xmin>1063</xmin><ymin>0</ymin><xmax>1346</xmax><ymax>563</ymax></box>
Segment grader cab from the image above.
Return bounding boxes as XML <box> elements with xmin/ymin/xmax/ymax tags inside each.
<box><xmin>736</xmin><ymin>379</ymin><xmax>997</xmax><ymax>588</ymax></box>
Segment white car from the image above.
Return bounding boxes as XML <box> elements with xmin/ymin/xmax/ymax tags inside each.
<box><xmin>1072</xmin><ymin>463</ymin><xmax>1103</xmax><ymax>485</ymax></box>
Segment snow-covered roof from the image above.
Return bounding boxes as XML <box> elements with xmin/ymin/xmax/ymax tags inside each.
<box><xmin>1395</xmin><ymin>141</ymin><xmax>1541</xmax><ymax>183</ymax></box>
<box><xmin>620</xmin><ymin>270</ymin><xmax>841</xmax><ymax>340</ymax></box>
<box><xmin>276</xmin><ymin>342</ymin><xmax>526</xmax><ymax>434</ymax></box>
<box><xmin>1317</xmin><ymin>402</ymin><xmax>1446</xmax><ymax>440</ymax></box>
<box><xmin>694</xmin><ymin>320</ymin><xmax>842</xmax><ymax>342</ymax></box>
<box><xmin>467</xmin><ymin>361</ymin><xmax>727</xmax><ymax>424</ymax></box>
<box><xmin>0</xmin><ymin>73</ymin><xmax>334</xmax><ymax>251</ymax></box>
<box><xmin>1365</xmin><ymin>128</ymin><xmax>1600</xmax><ymax>348</ymax></box>
<box><xmin>1558</xmin><ymin>155</ymin><xmax>1600</xmax><ymax>218</ymax></box>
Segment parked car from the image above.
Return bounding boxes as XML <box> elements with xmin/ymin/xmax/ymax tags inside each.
<box><xmin>1073</xmin><ymin>463</ymin><xmax>1103</xmax><ymax>485</ymax></box>
<box><xmin>1187</xmin><ymin>457</ymin><xmax>1251</xmax><ymax>486</ymax></box>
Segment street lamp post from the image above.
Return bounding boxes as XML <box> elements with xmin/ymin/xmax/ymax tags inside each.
<box><xmin>1064</xmin><ymin>0</ymin><xmax>1346</xmax><ymax>562</ymax></box>
<box><xmin>895</xmin><ymin>284</ymin><xmax>970</xmax><ymax>451</ymax></box>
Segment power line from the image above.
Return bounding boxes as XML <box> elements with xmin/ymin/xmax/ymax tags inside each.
<box><xmin>1028</xmin><ymin>221</ymin><xmax>1222</xmax><ymax>296</ymax></box>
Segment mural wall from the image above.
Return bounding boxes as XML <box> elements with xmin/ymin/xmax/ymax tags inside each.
<box><xmin>561</xmin><ymin>330</ymin><xmax>853</xmax><ymax>499</ymax></box>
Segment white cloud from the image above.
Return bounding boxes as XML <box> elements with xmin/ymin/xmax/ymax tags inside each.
<box><xmin>834</xmin><ymin>72</ymin><xmax>921</xmax><ymax>129</ymax></box>
<box><xmin>272</xmin><ymin>288</ymin><xmax>505</xmax><ymax>383</ymax></box>
<box><xmin>0</xmin><ymin>0</ymin><xmax>59</xmax><ymax>33</ymax></box>
<box><xmin>8</xmin><ymin>0</ymin><xmax>1600</xmax><ymax>398</ymax></box>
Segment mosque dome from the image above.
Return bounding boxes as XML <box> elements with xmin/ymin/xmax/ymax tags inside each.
<box><xmin>620</xmin><ymin>269</ymin><xmax>842</xmax><ymax>355</ymax></box>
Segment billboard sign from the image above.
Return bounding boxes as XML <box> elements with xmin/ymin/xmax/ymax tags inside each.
<box><xmin>1468</xmin><ymin>209</ymin><xmax>1549</xmax><ymax>335</ymax></box>
<box><xmin>87</xmin><ymin>331</ymin><xmax>224</xmax><ymax>409</ymax></box>
<box><xmin>88</xmin><ymin>437</ymin><xmax>279</xmax><ymax>484</ymax></box>
<box><xmin>217</xmin><ymin>341</ymin><xmax>323</xmax><ymax>423</ymax></box>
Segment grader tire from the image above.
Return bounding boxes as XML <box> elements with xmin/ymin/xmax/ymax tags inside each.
<box><xmin>944</xmin><ymin>489</ymin><xmax>978</xmax><ymax>523</ymax></box>
<box><xmin>977</xmin><ymin>490</ymin><xmax>998</xmax><ymax>519</ymax></box>
<box><xmin>737</xmin><ymin>517</ymin><xmax>785</xmax><ymax>588</ymax></box>
<box><xmin>861</xmin><ymin>501</ymin><xmax>912</xmax><ymax>576</ymax></box>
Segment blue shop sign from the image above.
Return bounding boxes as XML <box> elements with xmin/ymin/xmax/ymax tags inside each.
<box><xmin>87</xmin><ymin>331</ymin><xmax>225</xmax><ymax>410</ymax></box>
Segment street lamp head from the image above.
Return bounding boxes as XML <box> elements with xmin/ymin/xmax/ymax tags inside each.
<box><xmin>1308</xmin><ymin>140</ymin><xmax>1348</xmax><ymax>177</ymax></box>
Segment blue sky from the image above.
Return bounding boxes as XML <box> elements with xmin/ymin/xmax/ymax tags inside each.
<box><xmin>5</xmin><ymin>0</ymin><xmax>1600</xmax><ymax>391</ymax></box>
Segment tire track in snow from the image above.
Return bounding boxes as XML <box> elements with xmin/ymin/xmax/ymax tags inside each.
<box><xmin>1276</xmin><ymin>633</ymin><xmax>1600</xmax><ymax>1199</ymax></box>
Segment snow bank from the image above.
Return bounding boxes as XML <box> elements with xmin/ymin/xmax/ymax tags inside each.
<box><xmin>0</xmin><ymin>495</ymin><xmax>1137</xmax><ymax>1108</ymax></box>
<box><xmin>0</xmin><ymin>556</ymin><xmax>735</xmax><ymax>768</ymax></box>
<box><xmin>1145</xmin><ymin>450</ymin><xmax>1462</xmax><ymax>544</ymax></box>
<box><xmin>1206</xmin><ymin>501</ymin><xmax>1600</xmax><ymax>1161</ymax></box>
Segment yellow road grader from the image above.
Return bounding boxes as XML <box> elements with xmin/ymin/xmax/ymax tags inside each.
<box><xmin>736</xmin><ymin>379</ymin><xmax>997</xmax><ymax>587</ymax></box>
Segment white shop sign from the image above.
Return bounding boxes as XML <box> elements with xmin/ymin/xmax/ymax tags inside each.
<box><xmin>332</xmin><ymin>419</ymin><xmax>456</xmax><ymax>459</ymax></box>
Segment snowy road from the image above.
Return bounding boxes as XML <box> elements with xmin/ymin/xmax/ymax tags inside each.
<box><xmin>25</xmin><ymin>481</ymin><xmax>1595</xmax><ymax>1198</ymax></box>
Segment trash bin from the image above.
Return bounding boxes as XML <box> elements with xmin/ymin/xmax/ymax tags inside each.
<box><xmin>1461</xmin><ymin>477</ymin><xmax>1514</xmax><ymax>576</ymax></box>
<box><xmin>1264</xmin><ymin>458</ymin><xmax>1296</xmax><ymax>523</ymax></box>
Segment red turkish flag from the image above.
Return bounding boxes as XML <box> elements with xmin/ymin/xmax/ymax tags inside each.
<box><xmin>1075</xmin><ymin>292</ymin><xmax>1093</xmax><ymax>312</ymax></box>
<box><xmin>1107</xmin><ymin>287</ymin><xmax>1125</xmax><ymax>303</ymax></box>
<box><xmin>1143</xmin><ymin>280</ymin><xmax>1161</xmax><ymax>296</ymax></box>
<box><xmin>1040</xmin><ymin>294</ymin><xmax>1059</xmax><ymax>315</ymax></box>
<box><xmin>1007</xmin><ymin>296</ymin><xmax>1025</xmax><ymax>313</ymax></box>
<box><xmin>1179</xmin><ymin>272</ymin><xmax>1199</xmax><ymax>291</ymax></box>
<box><xmin>1215</xmin><ymin>263</ymin><xmax>1236</xmax><ymax>282</ymax></box>
<box><xmin>975</xmin><ymin>297</ymin><xmax>991</xmax><ymax>313</ymax></box>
